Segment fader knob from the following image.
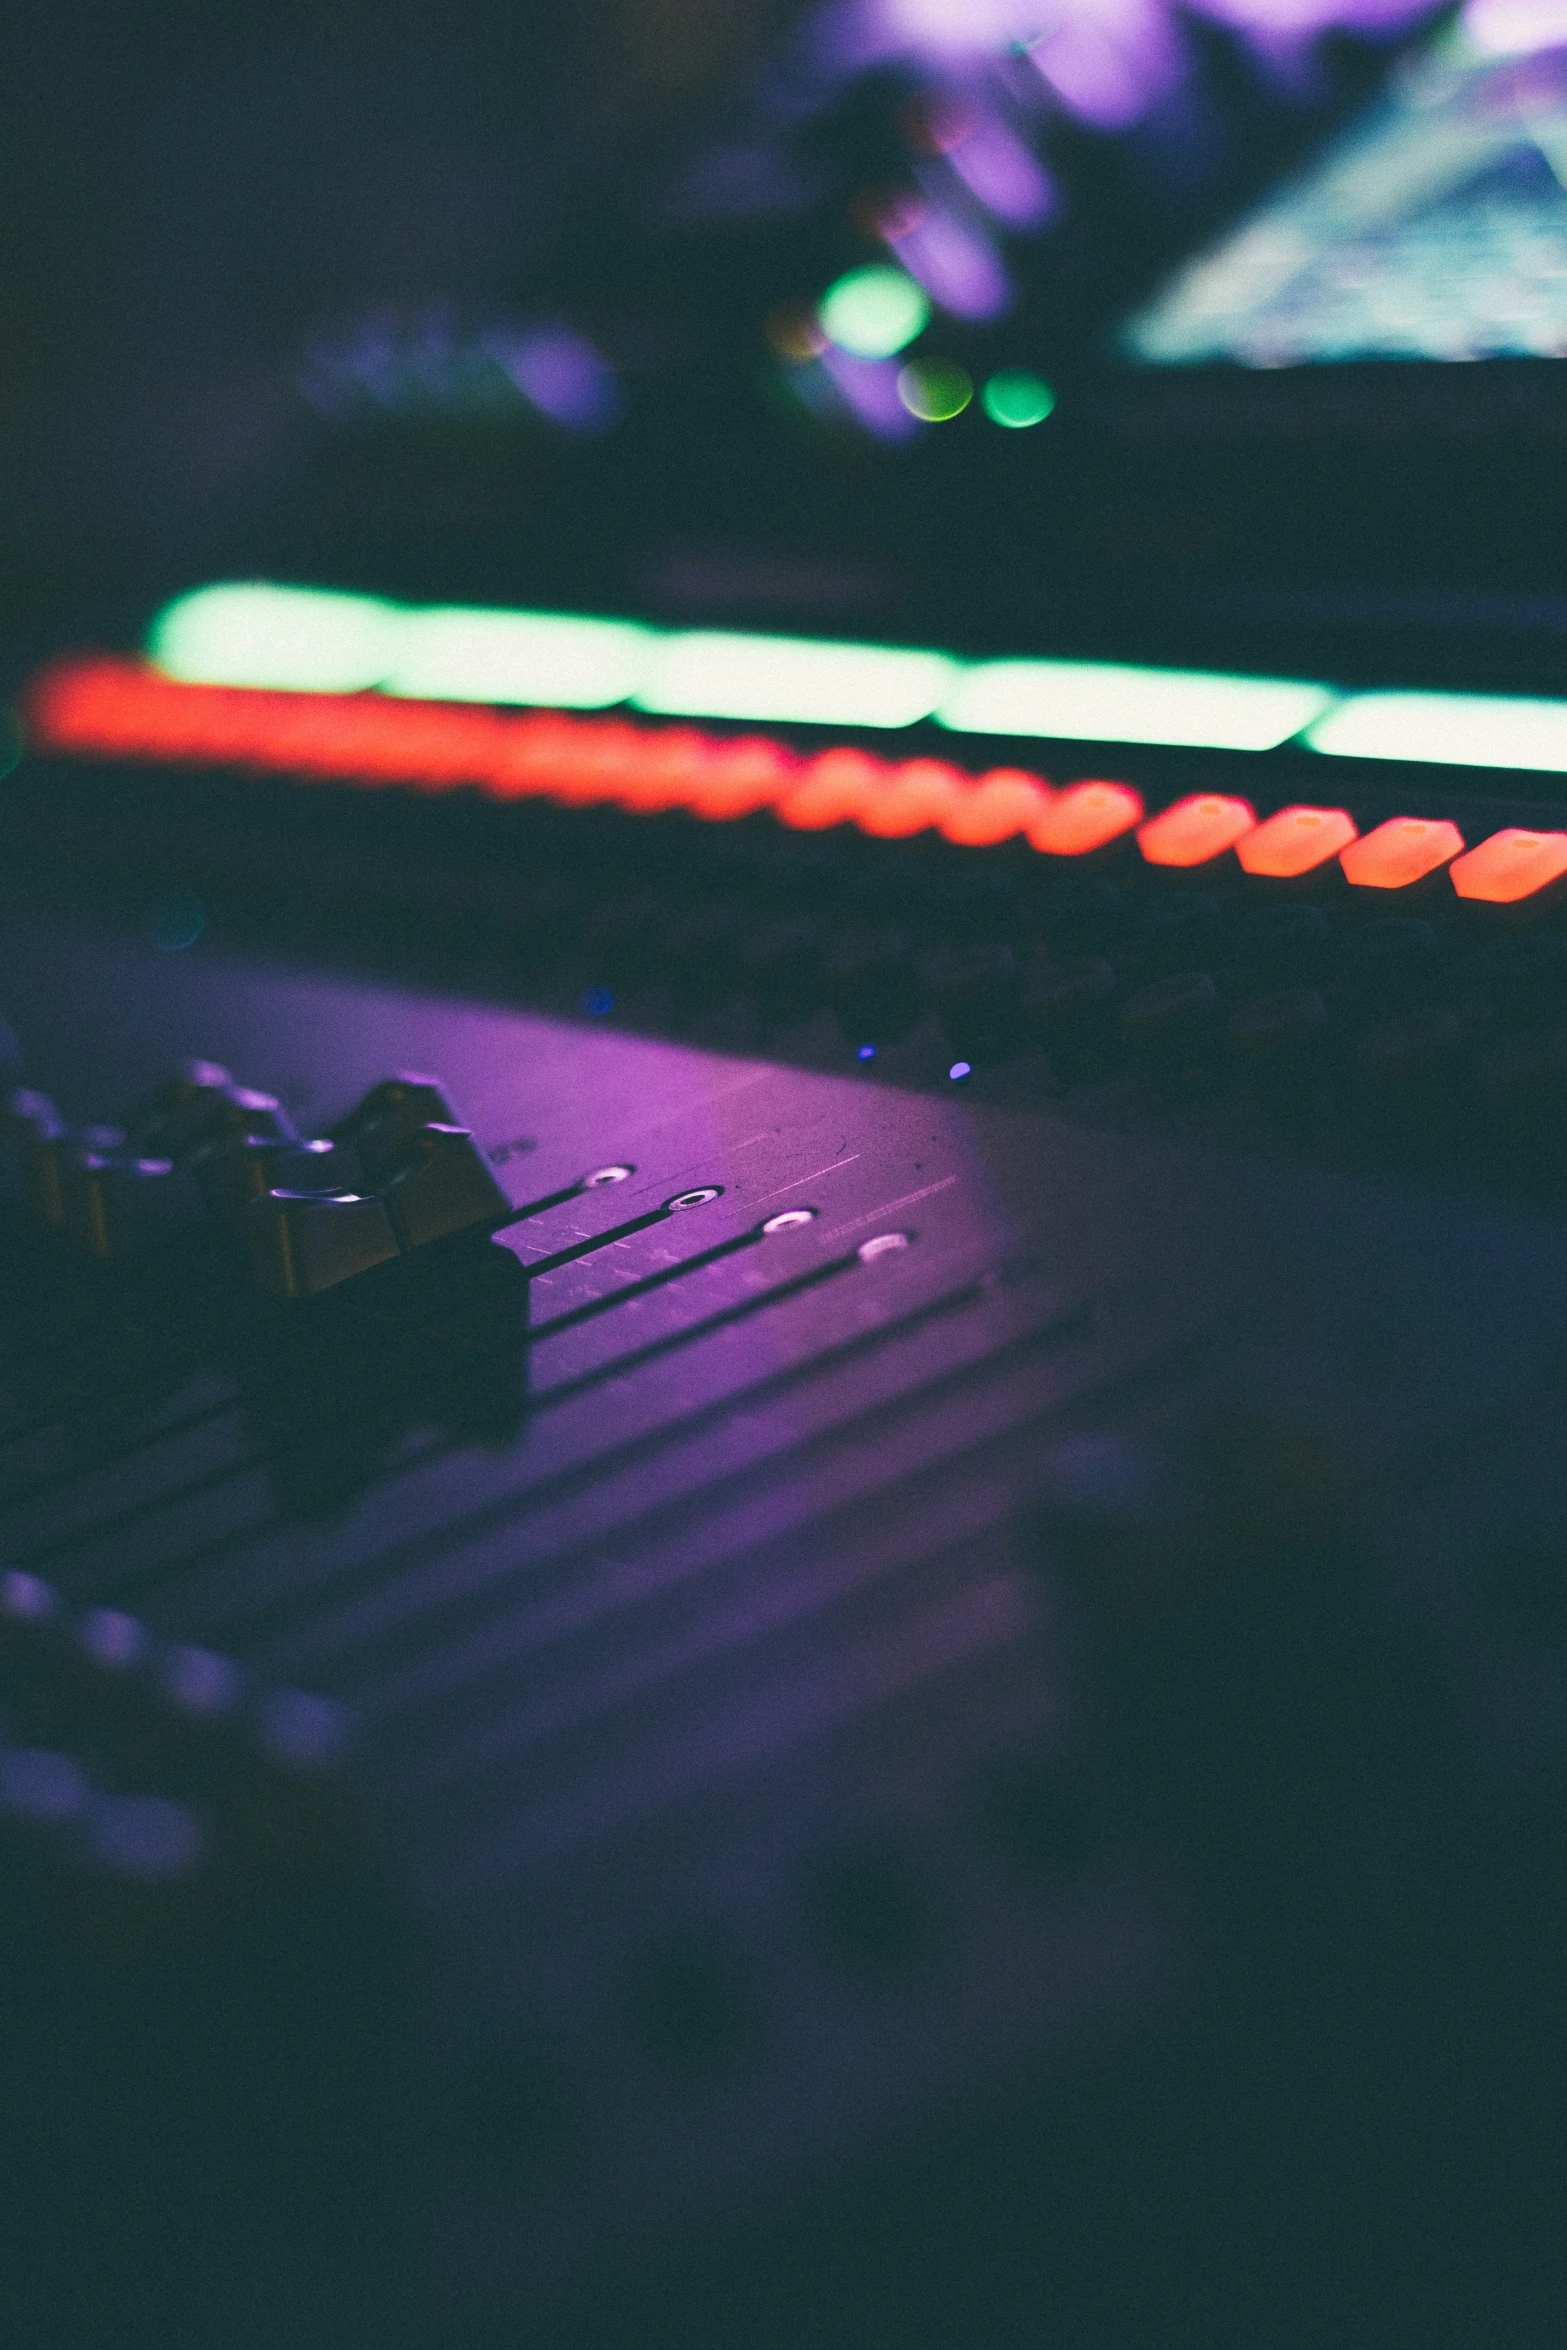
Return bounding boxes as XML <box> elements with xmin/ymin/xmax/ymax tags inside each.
<box><xmin>120</xmin><ymin>1061</ymin><xmax>235</xmax><ymax>1154</ymax></box>
<box><xmin>378</xmin><ymin>1124</ymin><xmax>510</xmax><ymax>1250</ymax></box>
<box><xmin>248</xmin><ymin>1188</ymin><xmax>401</xmax><ymax>1298</ymax></box>
<box><xmin>127</xmin><ymin>1073</ymin><xmax>300</xmax><ymax>1168</ymax></box>
<box><xmin>331</xmin><ymin>1074</ymin><xmax>461</xmax><ymax>1181</ymax></box>
<box><xmin>0</xmin><ymin>1089</ymin><xmax>62</xmax><ymax>1145</ymax></box>
<box><xmin>23</xmin><ymin>1124</ymin><xmax>126</xmax><ymax>1229</ymax></box>
<box><xmin>59</xmin><ymin>1153</ymin><xmax>200</xmax><ymax>1261</ymax></box>
<box><xmin>199</xmin><ymin>1134</ymin><xmax>358</xmax><ymax>1227</ymax></box>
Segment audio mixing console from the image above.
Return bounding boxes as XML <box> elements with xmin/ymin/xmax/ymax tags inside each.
<box><xmin>15</xmin><ymin>0</ymin><xmax>1567</xmax><ymax>2330</ymax></box>
<box><xmin>3</xmin><ymin>867</ymin><xmax>1567</xmax><ymax>2344</ymax></box>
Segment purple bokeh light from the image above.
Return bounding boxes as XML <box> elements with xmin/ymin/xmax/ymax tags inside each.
<box><xmin>819</xmin><ymin>345</ymin><xmax>926</xmax><ymax>436</ymax></box>
<box><xmin>938</xmin><ymin>112</ymin><xmax>1056</xmax><ymax>229</ymax></box>
<box><xmin>493</xmin><ymin>326</ymin><xmax>622</xmax><ymax>434</ymax></box>
<box><xmin>885</xmin><ymin>197</ymin><xmax>1013</xmax><ymax>318</ymax></box>
<box><xmin>812</xmin><ymin>0</ymin><xmax>1442</xmax><ymax>135</ymax></box>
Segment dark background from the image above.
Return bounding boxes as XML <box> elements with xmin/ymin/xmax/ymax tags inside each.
<box><xmin>4</xmin><ymin>0</ymin><xmax>1565</xmax><ymax>685</ymax></box>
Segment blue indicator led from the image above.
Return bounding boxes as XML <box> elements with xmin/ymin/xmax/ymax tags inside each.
<box><xmin>948</xmin><ymin>1060</ymin><xmax>972</xmax><ymax>1081</ymax></box>
<box><xmin>582</xmin><ymin>987</ymin><xmax>615</xmax><ymax>1016</ymax></box>
<box><xmin>857</xmin><ymin>1043</ymin><xmax>877</xmax><ymax>1060</ymax></box>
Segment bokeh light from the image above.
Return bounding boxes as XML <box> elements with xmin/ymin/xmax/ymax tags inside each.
<box><xmin>386</xmin><ymin>609</ymin><xmax>656</xmax><ymax>708</ymax></box>
<box><xmin>896</xmin><ymin>359</ymin><xmax>973</xmax><ymax>420</ymax></box>
<box><xmin>766</xmin><ymin>304</ymin><xmax>830</xmax><ymax>361</ymax></box>
<box><xmin>151</xmin><ymin>582</ymin><xmax>402</xmax><ymax>693</ymax></box>
<box><xmin>981</xmin><ymin>369</ymin><xmax>1056</xmax><ymax>427</ymax></box>
<box><xmin>818</xmin><ymin>266</ymin><xmax>931</xmax><ymax>358</ymax></box>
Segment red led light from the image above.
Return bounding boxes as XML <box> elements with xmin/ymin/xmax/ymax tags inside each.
<box><xmin>687</xmin><ymin>737</ymin><xmax>801</xmax><ymax>820</ymax></box>
<box><xmin>613</xmin><ymin>727</ymin><xmax>713</xmax><ymax>813</ymax></box>
<box><xmin>1340</xmin><ymin>816</ymin><xmax>1464</xmax><ymax>890</ymax></box>
<box><xmin>940</xmin><ymin>767</ymin><xmax>1052</xmax><ymax>847</ymax></box>
<box><xmin>1027</xmin><ymin>779</ymin><xmax>1143</xmax><ymax>857</ymax></box>
<box><xmin>776</xmin><ymin>747</ymin><xmax>891</xmax><ymax>831</ymax></box>
<box><xmin>1448</xmin><ymin>827</ymin><xmax>1567</xmax><ymax>904</ymax></box>
<box><xmin>1137</xmin><ymin>793</ymin><xmax>1256</xmax><ymax>869</ymax></box>
<box><xmin>1235</xmin><ymin>804</ymin><xmax>1357</xmax><ymax>878</ymax></box>
<box><xmin>545</xmin><ymin>719</ymin><xmax>642</xmax><ymax>806</ymax></box>
<box><xmin>45</xmin><ymin>663</ymin><xmax>1513</xmax><ymax>936</ymax></box>
<box><xmin>857</xmin><ymin>757</ymin><xmax>968</xmax><ymax>838</ymax></box>
<box><xmin>487</xmin><ymin>712</ymin><xmax>587</xmax><ymax>799</ymax></box>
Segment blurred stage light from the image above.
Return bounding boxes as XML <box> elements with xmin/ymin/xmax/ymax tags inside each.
<box><xmin>818</xmin><ymin>265</ymin><xmax>931</xmax><ymax>357</ymax></box>
<box><xmin>493</xmin><ymin>325</ymin><xmax>620</xmax><ymax>433</ymax></box>
<box><xmin>981</xmin><ymin>369</ymin><xmax>1055</xmax><ymax>426</ymax></box>
<box><xmin>385</xmin><ymin>609</ymin><xmax>656</xmax><ymax>708</ymax></box>
<box><xmin>1306</xmin><ymin>691</ymin><xmax>1567</xmax><ymax>773</ymax></box>
<box><xmin>940</xmin><ymin>660</ymin><xmax>1335</xmax><ymax>750</ymax></box>
<box><xmin>634</xmin><ymin>632</ymin><xmax>956</xmax><ymax>727</ymax></box>
<box><xmin>896</xmin><ymin>359</ymin><xmax>974</xmax><ymax>418</ymax></box>
<box><xmin>152</xmin><ymin>584</ymin><xmax>1567</xmax><ymax>775</ymax></box>
<box><xmin>150</xmin><ymin>583</ymin><xmax>402</xmax><ymax>693</ymax></box>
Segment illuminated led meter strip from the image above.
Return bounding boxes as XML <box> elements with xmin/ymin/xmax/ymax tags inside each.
<box><xmin>139</xmin><ymin>584</ymin><xmax>1567</xmax><ymax>779</ymax></box>
<box><xmin>26</xmin><ymin>657</ymin><xmax>1567</xmax><ymax>908</ymax></box>
<box><xmin>144</xmin><ymin>583</ymin><xmax>1332</xmax><ymax>750</ymax></box>
<box><xmin>21</xmin><ymin>656</ymin><xmax>1089</xmax><ymax>852</ymax></box>
<box><xmin>19</xmin><ymin>580</ymin><xmax>1567</xmax><ymax>909</ymax></box>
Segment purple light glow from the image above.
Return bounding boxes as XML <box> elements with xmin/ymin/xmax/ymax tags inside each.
<box><xmin>1028</xmin><ymin>0</ymin><xmax>1184</xmax><ymax>129</ymax></box>
<box><xmin>492</xmin><ymin>326</ymin><xmax>621</xmax><ymax>434</ymax></box>
<box><xmin>296</xmin><ymin>308</ymin><xmax>627</xmax><ymax>434</ymax></box>
<box><xmin>819</xmin><ymin>346</ymin><xmax>925</xmax><ymax>437</ymax></box>
<box><xmin>887</xmin><ymin>197</ymin><xmax>1013</xmax><ymax>318</ymax></box>
<box><xmin>815</xmin><ymin>0</ymin><xmax>1442</xmax><ymax>129</ymax></box>
<box><xmin>1193</xmin><ymin>0</ymin><xmax>1436</xmax><ymax>30</ymax></box>
<box><xmin>939</xmin><ymin>111</ymin><xmax>1056</xmax><ymax>229</ymax></box>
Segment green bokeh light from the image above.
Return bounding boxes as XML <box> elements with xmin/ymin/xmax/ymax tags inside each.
<box><xmin>151</xmin><ymin>582</ymin><xmax>402</xmax><ymax>692</ymax></box>
<box><xmin>1306</xmin><ymin>691</ymin><xmax>1567</xmax><ymax>772</ymax></box>
<box><xmin>981</xmin><ymin>370</ymin><xmax>1056</xmax><ymax>429</ymax></box>
<box><xmin>896</xmin><ymin>360</ymin><xmax>973</xmax><ymax>422</ymax></box>
<box><xmin>635</xmin><ymin>630</ymin><xmax>956</xmax><ymax>729</ymax></box>
<box><xmin>818</xmin><ymin>266</ymin><xmax>930</xmax><ymax>359</ymax></box>
<box><xmin>386</xmin><ymin>608</ymin><xmax>656</xmax><ymax>708</ymax></box>
<box><xmin>940</xmin><ymin>660</ymin><xmax>1334</xmax><ymax>751</ymax></box>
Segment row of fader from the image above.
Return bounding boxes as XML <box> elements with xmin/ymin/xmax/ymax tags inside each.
<box><xmin>5</xmin><ymin>1062</ymin><xmax>509</xmax><ymax>1297</ymax></box>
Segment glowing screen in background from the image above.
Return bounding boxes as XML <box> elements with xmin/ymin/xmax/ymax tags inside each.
<box><xmin>1123</xmin><ymin>0</ymin><xmax>1567</xmax><ymax>364</ymax></box>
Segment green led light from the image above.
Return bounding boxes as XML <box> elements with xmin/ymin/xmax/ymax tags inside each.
<box><xmin>896</xmin><ymin>360</ymin><xmax>973</xmax><ymax>422</ymax></box>
<box><xmin>818</xmin><ymin>266</ymin><xmax>930</xmax><ymax>359</ymax></box>
<box><xmin>981</xmin><ymin>370</ymin><xmax>1055</xmax><ymax>428</ymax></box>
<box><xmin>384</xmin><ymin>607</ymin><xmax>657</xmax><ymax>708</ymax></box>
<box><xmin>1306</xmin><ymin>691</ymin><xmax>1567</xmax><ymax>773</ymax></box>
<box><xmin>149</xmin><ymin>582</ymin><xmax>402</xmax><ymax>692</ymax></box>
<box><xmin>634</xmin><ymin>631</ymin><xmax>956</xmax><ymax>729</ymax></box>
<box><xmin>143</xmin><ymin>581</ymin><xmax>1367</xmax><ymax>757</ymax></box>
<box><xmin>940</xmin><ymin>660</ymin><xmax>1336</xmax><ymax>751</ymax></box>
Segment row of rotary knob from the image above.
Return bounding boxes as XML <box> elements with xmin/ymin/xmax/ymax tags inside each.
<box><xmin>4</xmin><ymin>1061</ymin><xmax>511</xmax><ymax>1298</ymax></box>
<box><xmin>0</xmin><ymin>1566</ymin><xmax>350</xmax><ymax>1946</ymax></box>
